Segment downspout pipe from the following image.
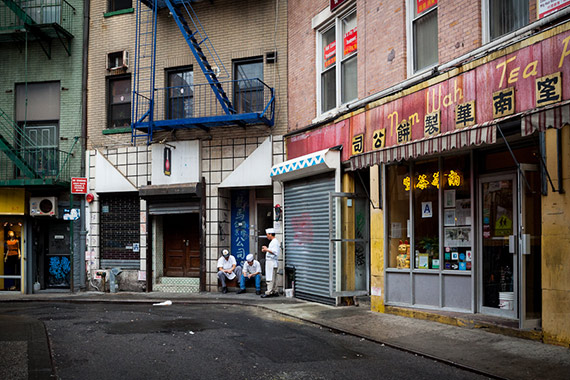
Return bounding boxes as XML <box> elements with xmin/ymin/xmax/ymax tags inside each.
<box><xmin>79</xmin><ymin>0</ymin><xmax>91</xmax><ymax>290</ymax></box>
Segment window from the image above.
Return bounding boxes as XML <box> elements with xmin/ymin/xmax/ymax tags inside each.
<box><xmin>107</xmin><ymin>76</ymin><xmax>131</xmax><ymax>128</ymax></box>
<box><xmin>409</xmin><ymin>0</ymin><xmax>438</xmax><ymax>74</ymax></box>
<box><xmin>233</xmin><ymin>58</ymin><xmax>264</xmax><ymax>113</ymax></box>
<box><xmin>166</xmin><ymin>67</ymin><xmax>193</xmax><ymax>119</ymax></box>
<box><xmin>23</xmin><ymin>124</ymin><xmax>59</xmax><ymax>176</ymax></box>
<box><xmin>318</xmin><ymin>10</ymin><xmax>358</xmax><ymax>114</ymax></box>
<box><xmin>108</xmin><ymin>0</ymin><xmax>132</xmax><ymax>12</ymax></box>
<box><xmin>487</xmin><ymin>0</ymin><xmax>529</xmax><ymax>41</ymax></box>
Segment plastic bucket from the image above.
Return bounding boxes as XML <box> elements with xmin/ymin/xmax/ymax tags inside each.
<box><xmin>499</xmin><ymin>292</ymin><xmax>514</xmax><ymax>310</ymax></box>
<box><xmin>285</xmin><ymin>288</ymin><xmax>294</xmax><ymax>298</ymax></box>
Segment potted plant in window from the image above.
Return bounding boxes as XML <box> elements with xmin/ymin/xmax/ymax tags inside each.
<box><xmin>418</xmin><ymin>236</ymin><xmax>439</xmax><ymax>269</ymax></box>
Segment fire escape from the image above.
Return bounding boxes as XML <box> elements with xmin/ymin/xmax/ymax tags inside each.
<box><xmin>0</xmin><ymin>0</ymin><xmax>77</xmax><ymax>186</ymax></box>
<box><xmin>131</xmin><ymin>0</ymin><xmax>275</xmax><ymax>145</ymax></box>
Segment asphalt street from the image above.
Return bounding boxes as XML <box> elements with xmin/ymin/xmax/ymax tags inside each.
<box><xmin>0</xmin><ymin>302</ymin><xmax>489</xmax><ymax>380</ymax></box>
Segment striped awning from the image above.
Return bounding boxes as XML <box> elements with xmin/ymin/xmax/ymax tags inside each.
<box><xmin>522</xmin><ymin>101</ymin><xmax>570</xmax><ymax>136</ymax></box>
<box><xmin>349</xmin><ymin>121</ymin><xmax>496</xmax><ymax>170</ymax></box>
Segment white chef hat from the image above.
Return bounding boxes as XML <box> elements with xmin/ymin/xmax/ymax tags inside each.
<box><xmin>265</xmin><ymin>228</ymin><xmax>275</xmax><ymax>234</ymax></box>
<box><xmin>246</xmin><ymin>254</ymin><xmax>254</xmax><ymax>262</ymax></box>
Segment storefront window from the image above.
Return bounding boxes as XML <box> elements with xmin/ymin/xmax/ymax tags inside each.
<box><xmin>387</xmin><ymin>163</ymin><xmax>410</xmax><ymax>269</ymax></box>
<box><xmin>1</xmin><ymin>223</ymin><xmax>23</xmax><ymax>291</ymax></box>
<box><xmin>442</xmin><ymin>155</ymin><xmax>472</xmax><ymax>271</ymax></box>
<box><xmin>413</xmin><ymin>160</ymin><xmax>439</xmax><ymax>269</ymax></box>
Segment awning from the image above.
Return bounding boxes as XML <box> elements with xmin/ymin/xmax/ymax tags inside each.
<box><xmin>271</xmin><ymin>148</ymin><xmax>341</xmax><ymax>182</ymax></box>
<box><xmin>349</xmin><ymin>122</ymin><xmax>497</xmax><ymax>170</ymax></box>
<box><xmin>218</xmin><ymin>137</ymin><xmax>272</xmax><ymax>188</ymax></box>
<box><xmin>522</xmin><ymin>101</ymin><xmax>570</xmax><ymax>136</ymax></box>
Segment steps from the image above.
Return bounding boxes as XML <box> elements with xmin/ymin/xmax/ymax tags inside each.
<box><xmin>154</xmin><ymin>277</ymin><xmax>200</xmax><ymax>293</ymax></box>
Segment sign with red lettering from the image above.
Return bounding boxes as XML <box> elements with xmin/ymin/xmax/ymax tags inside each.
<box><xmin>71</xmin><ymin>177</ymin><xmax>88</xmax><ymax>194</ymax></box>
<box><xmin>324</xmin><ymin>40</ymin><xmax>336</xmax><ymax>68</ymax></box>
<box><xmin>331</xmin><ymin>0</ymin><xmax>349</xmax><ymax>12</ymax></box>
<box><xmin>417</xmin><ymin>0</ymin><xmax>437</xmax><ymax>14</ymax></box>
<box><xmin>344</xmin><ymin>27</ymin><xmax>357</xmax><ymax>56</ymax></box>
<box><xmin>538</xmin><ymin>0</ymin><xmax>570</xmax><ymax>19</ymax></box>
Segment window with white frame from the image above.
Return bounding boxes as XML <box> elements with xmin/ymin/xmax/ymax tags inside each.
<box><xmin>410</xmin><ymin>0</ymin><xmax>438</xmax><ymax>73</ymax></box>
<box><xmin>318</xmin><ymin>9</ymin><xmax>358</xmax><ymax>114</ymax></box>
<box><xmin>486</xmin><ymin>0</ymin><xmax>529</xmax><ymax>41</ymax></box>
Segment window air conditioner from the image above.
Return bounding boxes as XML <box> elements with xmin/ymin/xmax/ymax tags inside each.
<box><xmin>107</xmin><ymin>51</ymin><xmax>129</xmax><ymax>71</ymax></box>
<box><xmin>30</xmin><ymin>197</ymin><xmax>58</xmax><ymax>217</ymax></box>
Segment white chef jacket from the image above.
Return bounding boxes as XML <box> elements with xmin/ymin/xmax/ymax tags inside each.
<box><xmin>242</xmin><ymin>260</ymin><xmax>261</xmax><ymax>276</ymax></box>
<box><xmin>217</xmin><ymin>255</ymin><xmax>237</xmax><ymax>280</ymax></box>
<box><xmin>265</xmin><ymin>238</ymin><xmax>280</xmax><ymax>282</ymax></box>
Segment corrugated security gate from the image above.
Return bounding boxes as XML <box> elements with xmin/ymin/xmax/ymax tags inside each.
<box><xmin>284</xmin><ymin>173</ymin><xmax>336</xmax><ymax>305</ymax></box>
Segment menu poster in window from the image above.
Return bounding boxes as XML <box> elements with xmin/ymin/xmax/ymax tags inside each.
<box><xmin>444</xmin><ymin>189</ymin><xmax>455</xmax><ymax>208</ymax></box>
<box><xmin>455</xmin><ymin>199</ymin><xmax>471</xmax><ymax>225</ymax></box>
<box><xmin>444</xmin><ymin>209</ymin><xmax>455</xmax><ymax>226</ymax></box>
<box><xmin>344</xmin><ymin>27</ymin><xmax>357</xmax><ymax>56</ymax></box>
<box><xmin>391</xmin><ymin>222</ymin><xmax>402</xmax><ymax>238</ymax></box>
<box><xmin>444</xmin><ymin>227</ymin><xmax>471</xmax><ymax>247</ymax></box>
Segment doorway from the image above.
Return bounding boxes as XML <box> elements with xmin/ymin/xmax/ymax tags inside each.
<box><xmin>478</xmin><ymin>167</ymin><xmax>541</xmax><ymax>326</ymax></box>
<box><xmin>163</xmin><ymin>213</ymin><xmax>200</xmax><ymax>277</ymax></box>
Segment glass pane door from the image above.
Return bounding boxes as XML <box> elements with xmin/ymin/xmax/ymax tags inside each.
<box><xmin>479</xmin><ymin>174</ymin><xmax>517</xmax><ymax>318</ymax></box>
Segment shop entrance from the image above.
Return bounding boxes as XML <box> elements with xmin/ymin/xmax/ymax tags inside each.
<box><xmin>478</xmin><ymin>166</ymin><xmax>541</xmax><ymax>326</ymax></box>
<box><xmin>163</xmin><ymin>213</ymin><xmax>200</xmax><ymax>277</ymax></box>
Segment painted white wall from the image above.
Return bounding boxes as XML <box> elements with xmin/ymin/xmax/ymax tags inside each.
<box><xmin>94</xmin><ymin>152</ymin><xmax>137</xmax><ymax>193</ymax></box>
<box><xmin>151</xmin><ymin>140</ymin><xmax>201</xmax><ymax>185</ymax></box>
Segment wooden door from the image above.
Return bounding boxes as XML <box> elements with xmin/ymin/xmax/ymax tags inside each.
<box><xmin>164</xmin><ymin>214</ymin><xmax>200</xmax><ymax>277</ymax></box>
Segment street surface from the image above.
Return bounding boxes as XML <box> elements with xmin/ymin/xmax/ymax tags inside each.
<box><xmin>0</xmin><ymin>302</ymin><xmax>489</xmax><ymax>380</ymax></box>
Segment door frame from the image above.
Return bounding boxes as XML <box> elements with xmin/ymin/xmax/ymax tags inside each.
<box><xmin>162</xmin><ymin>212</ymin><xmax>200</xmax><ymax>277</ymax></box>
<box><xmin>477</xmin><ymin>172</ymin><xmax>519</xmax><ymax>319</ymax></box>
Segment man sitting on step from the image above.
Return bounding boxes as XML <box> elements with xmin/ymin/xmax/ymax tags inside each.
<box><xmin>237</xmin><ymin>254</ymin><xmax>261</xmax><ymax>295</ymax></box>
<box><xmin>217</xmin><ymin>249</ymin><xmax>242</xmax><ymax>294</ymax></box>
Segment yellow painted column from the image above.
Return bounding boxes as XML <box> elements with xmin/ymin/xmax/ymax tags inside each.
<box><xmin>542</xmin><ymin>126</ymin><xmax>570</xmax><ymax>347</ymax></box>
<box><xmin>341</xmin><ymin>173</ymin><xmax>355</xmax><ymax>291</ymax></box>
<box><xmin>370</xmin><ymin>165</ymin><xmax>385</xmax><ymax>312</ymax></box>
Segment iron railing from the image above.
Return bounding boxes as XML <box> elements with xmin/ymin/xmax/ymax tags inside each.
<box><xmin>0</xmin><ymin>146</ymin><xmax>75</xmax><ymax>182</ymax></box>
<box><xmin>0</xmin><ymin>0</ymin><xmax>75</xmax><ymax>33</ymax></box>
<box><xmin>133</xmin><ymin>78</ymin><xmax>275</xmax><ymax>127</ymax></box>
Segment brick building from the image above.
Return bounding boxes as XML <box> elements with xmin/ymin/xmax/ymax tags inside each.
<box><xmin>0</xmin><ymin>0</ymin><xmax>85</xmax><ymax>293</ymax></box>
<box><xmin>85</xmin><ymin>0</ymin><xmax>287</xmax><ymax>293</ymax></box>
<box><xmin>278</xmin><ymin>0</ymin><xmax>570</xmax><ymax>346</ymax></box>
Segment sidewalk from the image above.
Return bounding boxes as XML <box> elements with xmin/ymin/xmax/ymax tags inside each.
<box><xmin>1</xmin><ymin>291</ymin><xmax>569</xmax><ymax>380</ymax></box>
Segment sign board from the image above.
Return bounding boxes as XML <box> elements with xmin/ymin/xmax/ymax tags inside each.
<box><xmin>343</xmin><ymin>27</ymin><xmax>357</xmax><ymax>56</ymax></box>
<box><xmin>63</xmin><ymin>209</ymin><xmax>80</xmax><ymax>221</ymax></box>
<box><xmin>324</xmin><ymin>41</ymin><xmax>336</xmax><ymax>68</ymax></box>
<box><xmin>417</xmin><ymin>0</ymin><xmax>437</xmax><ymax>14</ymax></box>
<box><xmin>538</xmin><ymin>0</ymin><xmax>570</xmax><ymax>19</ymax></box>
<box><xmin>330</xmin><ymin>0</ymin><xmax>349</xmax><ymax>12</ymax></box>
<box><xmin>71</xmin><ymin>177</ymin><xmax>88</xmax><ymax>194</ymax></box>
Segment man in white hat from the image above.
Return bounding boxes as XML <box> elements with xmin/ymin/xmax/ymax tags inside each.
<box><xmin>217</xmin><ymin>249</ymin><xmax>242</xmax><ymax>294</ymax></box>
<box><xmin>238</xmin><ymin>254</ymin><xmax>261</xmax><ymax>295</ymax></box>
<box><xmin>261</xmin><ymin>228</ymin><xmax>280</xmax><ymax>298</ymax></box>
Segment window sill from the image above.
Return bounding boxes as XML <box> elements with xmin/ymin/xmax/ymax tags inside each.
<box><xmin>103</xmin><ymin>127</ymin><xmax>131</xmax><ymax>135</ymax></box>
<box><xmin>104</xmin><ymin>8</ymin><xmax>134</xmax><ymax>18</ymax></box>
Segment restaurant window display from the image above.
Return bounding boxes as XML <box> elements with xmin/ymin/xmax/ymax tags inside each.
<box><xmin>386</xmin><ymin>163</ymin><xmax>410</xmax><ymax>269</ymax></box>
<box><xmin>1</xmin><ymin>223</ymin><xmax>22</xmax><ymax>291</ymax></box>
<box><xmin>386</xmin><ymin>155</ymin><xmax>472</xmax><ymax>272</ymax></box>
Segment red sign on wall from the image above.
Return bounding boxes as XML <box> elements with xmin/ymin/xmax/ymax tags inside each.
<box><xmin>71</xmin><ymin>177</ymin><xmax>88</xmax><ymax>194</ymax></box>
<box><xmin>324</xmin><ymin>40</ymin><xmax>337</xmax><ymax>68</ymax></box>
<box><xmin>344</xmin><ymin>27</ymin><xmax>357</xmax><ymax>56</ymax></box>
<box><xmin>331</xmin><ymin>0</ymin><xmax>349</xmax><ymax>12</ymax></box>
<box><xmin>417</xmin><ymin>0</ymin><xmax>437</xmax><ymax>14</ymax></box>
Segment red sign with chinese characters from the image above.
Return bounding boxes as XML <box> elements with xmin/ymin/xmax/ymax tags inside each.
<box><xmin>417</xmin><ymin>0</ymin><xmax>437</xmax><ymax>14</ymax></box>
<box><xmin>538</xmin><ymin>0</ymin><xmax>570</xmax><ymax>19</ymax></box>
<box><xmin>331</xmin><ymin>0</ymin><xmax>349</xmax><ymax>12</ymax></box>
<box><xmin>287</xmin><ymin>28</ymin><xmax>570</xmax><ymax>162</ymax></box>
<box><xmin>71</xmin><ymin>177</ymin><xmax>88</xmax><ymax>194</ymax></box>
<box><xmin>344</xmin><ymin>27</ymin><xmax>357</xmax><ymax>56</ymax></box>
<box><xmin>324</xmin><ymin>40</ymin><xmax>336</xmax><ymax>68</ymax></box>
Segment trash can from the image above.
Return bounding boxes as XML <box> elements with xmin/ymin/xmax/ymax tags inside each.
<box><xmin>285</xmin><ymin>265</ymin><xmax>296</xmax><ymax>289</ymax></box>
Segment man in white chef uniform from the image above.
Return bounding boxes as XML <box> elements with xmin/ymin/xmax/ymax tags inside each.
<box><xmin>217</xmin><ymin>249</ymin><xmax>242</xmax><ymax>294</ymax></box>
<box><xmin>261</xmin><ymin>228</ymin><xmax>280</xmax><ymax>298</ymax></box>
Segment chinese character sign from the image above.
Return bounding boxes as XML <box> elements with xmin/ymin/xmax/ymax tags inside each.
<box><xmin>372</xmin><ymin>128</ymin><xmax>386</xmax><ymax>150</ymax></box>
<box><xmin>397</xmin><ymin>120</ymin><xmax>411</xmax><ymax>144</ymax></box>
<box><xmin>424</xmin><ymin>111</ymin><xmax>440</xmax><ymax>137</ymax></box>
<box><xmin>417</xmin><ymin>0</ymin><xmax>437</xmax><ymax>14</ymax></box>
<box><xmin>455</xmin><ymin>101</ymin><xmax>476</xmax><ymax>129</ymax></box>
<box><xmin>352</xmin><ymin>134</ymin><xmax>364</xmax><ymax>155</ymax></box>
<box><xmin>324</xmin><ymin>41</ymin><xmax>336</xmax><ymax>68</ymax></box>
<box><xmin>231</xmin><ymin>190</ymin><xmax>249</xmax><ymax>265</ymax></box>
<box><xmin>493</xmin><ymin>87</ymin><xmax>515</xmax><ymax>118</ymax></box>
<box><xmin>344</xmin><ymin>27</ymin><xmax>357</xmax><ymax>56</ymax></box>
<box><xmin>536</xmin><ymin>72</ymin><xmax>562</xmax><ymax>107</ymax></box>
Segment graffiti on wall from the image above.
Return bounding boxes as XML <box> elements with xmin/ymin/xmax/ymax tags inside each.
<box><xmin>48</xmin><ymin>256</ymin><xmax>71</xmax><ymax>287</ymax></box>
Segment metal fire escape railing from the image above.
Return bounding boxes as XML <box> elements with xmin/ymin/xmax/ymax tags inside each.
<box><xmin>131</xmin><ymin>0</ymin><xmax>275</xmax><ymax>145</ymax></box>
<box><xmin>0</xmin><ymin>107</ymin><xmax>78</xmax><ymax>186</ymax></box>
<box><xmin>0</xmin><ymin>0</ymin><xmax>75</xmax><ymax>57</ymax></box>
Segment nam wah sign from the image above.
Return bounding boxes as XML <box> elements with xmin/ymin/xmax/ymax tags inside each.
<box><xmin>288</xmin><ymin>26</ymin><xmax>570</xmax><ymax>162</ymax></box>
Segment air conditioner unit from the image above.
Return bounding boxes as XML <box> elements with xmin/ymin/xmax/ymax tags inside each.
<box><xmin>30</xmin><ymin>197</ymin><xmax>58</xmax><ymax>217</ymax></box>
<box><xmin>107</xmin><ymin>50</ymin><xmax>129</xmax><ymax>71</ymax></box>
